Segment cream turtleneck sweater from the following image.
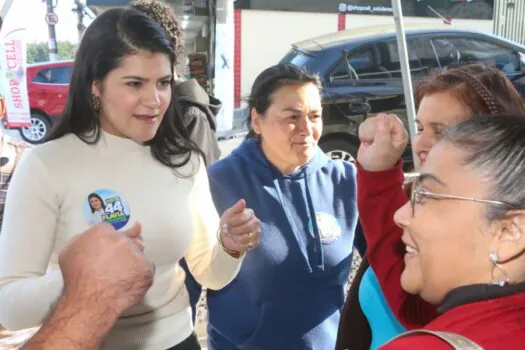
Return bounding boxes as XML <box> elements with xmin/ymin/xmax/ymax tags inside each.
<box><xmin>0</xmin><ymin>131</ymin><xmax>242</xmax><ymax>349</ymax></box>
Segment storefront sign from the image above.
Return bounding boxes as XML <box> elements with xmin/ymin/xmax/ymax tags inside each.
<box><xmin>234</xmin><ymin>0</ymin><xmax>494</xmax><ymax>20</ymax></box>
<box><xmin>0</xmin><ymin>0</ymin><xmax>31</xmax><ymax>127</ymax></box>
<box><xmin>339</xmin><ymin>3</ymin><xmax>393</xmax><ymax>14</ymax></box>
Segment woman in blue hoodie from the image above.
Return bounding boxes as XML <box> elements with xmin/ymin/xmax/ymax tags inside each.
<box><xmin>204</xmin><ymin>64</ymin><xmax>362</xmax><ymax>349</ymax></box>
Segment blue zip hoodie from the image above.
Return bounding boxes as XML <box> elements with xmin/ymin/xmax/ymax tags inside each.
<box><xmin>205</xmin><ymin>138</ymin><xmax>359</xmax><ymax>350</ymax></box>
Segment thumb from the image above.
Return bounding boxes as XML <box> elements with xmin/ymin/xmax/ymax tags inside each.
<box><xmin>123</xmin><ymin>222</ymin><xmax>142</xmax><ymax>239</ymax></box>
<box><xmin>230</xmin><ymin>199</ymin><xmax>246</xmax><ymax>214</ymax></box>
<box><xmin>224</xmin><ymin>199</ymin><xmax>246</xmax><ymax>220</ymax></box>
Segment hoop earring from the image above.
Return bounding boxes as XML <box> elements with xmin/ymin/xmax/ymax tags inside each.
<box><xmin>489</xmin><ymin>251</ymin><xmax>510</xmax><ymax>287</ymax></box>
<box><xmin>91</xmin><ymin>94</ymin><xmax>100</xmax><ymax>112</ymax></box>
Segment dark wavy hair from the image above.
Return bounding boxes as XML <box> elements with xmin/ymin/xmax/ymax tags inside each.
<box><xmin>47</xmin><ymin>8</ymin><xmax>203</xmax><ymax>173</ymax></box>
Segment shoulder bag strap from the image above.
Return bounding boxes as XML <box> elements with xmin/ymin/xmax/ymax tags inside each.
<box><xmin>388</xmin><ymin>329</ymin><xmax>484</xmax><ymax>349</ymax></box>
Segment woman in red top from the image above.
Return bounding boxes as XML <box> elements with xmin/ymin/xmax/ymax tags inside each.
<box><xmin>353</xmin><ymin>65</ymin><xmax>525</xmax><ymax>347</ymax></box>
<box><xmin>380</xmin><ymin>114</ymin><xmax>525</xmax><ymax>348</ymax></box>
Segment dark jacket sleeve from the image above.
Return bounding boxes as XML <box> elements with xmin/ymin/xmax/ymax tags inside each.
<box><xmin>335</xmin><ymin>257</ymin><xmax>372</xmax><ymax>350</ymax></box>
<box><xmin>183</xmin><ymin>105</ymin><xmax>221</xmax><ymax>166</ymax></box>
<box><xmin>353</xmin><ymin>220</ymin><xmax>367</xmax><ymax>256</ymax></box>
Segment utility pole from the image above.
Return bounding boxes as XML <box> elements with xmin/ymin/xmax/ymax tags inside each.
<box><xmin>73</xmin><ymin>0</ymin><xmax>86</xmax><ymax>42</ymax></box>
<box><xmin>0</xmin><ymin>0</ymin><xmax>15</xmax><ymax>20</ymax></box>
<box><xmin>44</xmin><ymin>0</ymin><xmax>58</xmax><ymax>61</ymax></box>
<box><xmin>73</xmin><ymin>0</ymin><xmax>96</xmax><ymax>42</ymax></box>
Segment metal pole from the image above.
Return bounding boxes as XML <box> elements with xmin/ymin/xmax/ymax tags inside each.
<box><xmin>45</xmin><ymin>0</ymin><xmax>58</xmax><ymax>61</ymax></box>
<box><xmin>74</xmin><ymin>0</ymin><xmax>86</xmax><ymax>42</ymax></box>
<box><xmin>392</xmin><ymin>0</ymin><xmax>419</xmax><ymax>170</ymax></box>
<box><xmin>0</xmin><ymin>0</ymin><xmax>15</xmax><ymax>20</ymax></box>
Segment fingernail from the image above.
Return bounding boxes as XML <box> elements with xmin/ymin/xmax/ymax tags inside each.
<box><xmin>222</xmin><ymin>223</ymin><xmax>229</xmax><ymax>234</ymax></box>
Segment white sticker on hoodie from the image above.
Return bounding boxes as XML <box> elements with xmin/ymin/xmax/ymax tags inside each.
<box><xmin>314</xmin><ymin>212</ymin><xmax>341</xmax><ymax>244</ymax></box>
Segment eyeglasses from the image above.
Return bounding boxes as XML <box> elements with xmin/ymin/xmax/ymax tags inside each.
<box><xmin>410</xmin><ymin>181</ymin><xmax>516</xmax><ymax>216</ymax></box>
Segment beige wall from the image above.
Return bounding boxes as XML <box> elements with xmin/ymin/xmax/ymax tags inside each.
<box><xmin>239</xmin><ymin>10</ymin><xmax>493</xmax><ymax>105</ymax></box>
<box><xmin>240</xmin><ymin>10</ymin><xmax>337</xmax><ymax>103</ymax></box>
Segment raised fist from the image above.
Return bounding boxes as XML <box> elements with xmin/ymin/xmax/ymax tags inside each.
<box><xmin>357</xmin><ymin>113</ymin><xmax>409</xmax><ymax>171</ymax></box>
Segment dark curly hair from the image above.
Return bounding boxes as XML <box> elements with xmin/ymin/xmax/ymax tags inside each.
<box><xmin>130</xmin><ymin>0</ymin><xmax>184</xmax><ymax>65</ymax></box>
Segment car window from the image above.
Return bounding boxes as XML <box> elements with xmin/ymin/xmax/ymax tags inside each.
<box><xmin>348</xmin><ymin>45</ymin><xmax>391</xmax><ymax>80</ymax></box>
<box><xmin>357</xmin><ymin>38</ymin><xmax>439</xmax><ymax>80</ymax></box>
<box><xmin>279</xmin><ymin>49</ymin><xmax>313</xmax><ymax>68</ymax></box>
<box><xmin>431</xmin><ymin>37</ymin><xmax>519</xmax><ymax>73</ymax></box>
<box><xmin>329</xmin><ymin>59</ymin><xmax>352</xmax><ymax>81</ymax></box>
<box><xmin>410</xmin><ymin>38</ymin><xmax>441</xmax><ymax>74</ymax></box>
<box><xmin>329</xmin><ymin>44</ymin><xmax>395</xmax><ymax>81</ymax></box>
<box><xmin>385</xmin><ymin>39</ymin><xmax>430</xmax><ymax>78</ymax></box>
<box><xmin>52</xmin><ymin>66</ymin><xmax>73</xmax><ymax>84</ymax></box>
<box><xmin>33</xmin><ymin>68</ymin><xmax>52</xmax><ymax>83</ymax></box>
<box><xmin>329</xmin><ymin>37</ymin><xmax>441</xmax><ymax>82</ymax></box>
<box><xmin>32</xmin><ymin>66</ymin><xmax>73</xmax><ymax>84</ymax></box>
<box><xmin>432</xmin><ymin>38</ymin><xmax>461</xmax><ymax>68</ymax></box>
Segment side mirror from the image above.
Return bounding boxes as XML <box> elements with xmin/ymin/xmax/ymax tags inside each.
<box><xmin>348</xmin><ymin>102</ymin><xmax>371</xmax><ymax>115</ymax></box>
<box><xmin>519</xmin><ymin>52</ymin><xmax>525</xmax><ymax>73</ymax></box>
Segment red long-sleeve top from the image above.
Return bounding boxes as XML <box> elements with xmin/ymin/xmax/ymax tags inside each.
<box><xmin>357</xmin><ymin>161</ymin><xmax>437</xmax><ymax>329</ymax></box>
<box><xmin>357</xmin><ymin>162</ymin><xmax>525</xmax><ymax>348</ymax></box>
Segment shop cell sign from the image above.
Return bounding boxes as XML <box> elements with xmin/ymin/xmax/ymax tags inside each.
<box><xmin>0</xmin><ymin>0</ymin><xmax>32</xmax><ymax>127</ymax></box>
<box><xmin>234</xmin><ymin>0</ymin><xmax>494</xmax><ymax>20</ymax></box>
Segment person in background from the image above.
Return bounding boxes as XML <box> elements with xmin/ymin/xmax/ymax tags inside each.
<box><xmin>0</xmin><ymin>8</ymin><xmax>260</xmax><ymax>350</ymax></box>
<box><xmin>336</xmin><ymin>64</ymin><xmax>525</xmax><ymax>349</ymax></box>
<box><xmin>189</xmin><ymin>64</ymin><xmax>364</xmax><ymax>349</ymax></box>
<box><xmin>130</xmin><ymin>0</ymin><xmax>222</xmax><ymax>166</ymax></box>
<box><xmin>22</xmin><ymin>223</ymin><xmax>155</xmax><ymax>350</ymax></box>
<box><xmin>129</xmin><ymin>0</ymin><xmax>223</xmax><ymax>324</ymax></box>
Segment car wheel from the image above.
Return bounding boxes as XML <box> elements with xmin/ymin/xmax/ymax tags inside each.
<box><xmin>19</xmin><ymin>113</ymin><xmax>51</xmax><ymax>144</ymax></box>
<box><xmin>319</xmin><ymin>137</ymin><xmax>359</xmax><ymax>163</ymax></box>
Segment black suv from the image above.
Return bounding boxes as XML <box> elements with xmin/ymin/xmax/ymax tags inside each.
<box><xmin>280</xmin><ymin>25</ymin><xmax>525</xmax><ymax>170</ymax></box>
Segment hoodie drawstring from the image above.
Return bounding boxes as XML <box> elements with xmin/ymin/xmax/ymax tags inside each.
<box><xmin>273</xmin><ymin>177</ymin><xmax>313</xmax><ymax>273</ymax></box>
<box><xmin>305</xmin><ymin>177</ymin><xmax>324</xmax><ymax>271</ymax></box>
<box><xmin>273</xmin><ymin>173</ymin><xmax>325</xmax><ymax>273</ymax></box>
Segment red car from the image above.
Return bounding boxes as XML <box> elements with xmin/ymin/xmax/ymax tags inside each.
<box><xmin>6</xmin><ymin>60</ymin><xmax>73</xmax><ymax>143</ymax></box>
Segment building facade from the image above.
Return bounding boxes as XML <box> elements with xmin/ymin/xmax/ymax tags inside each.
<box><xmin>234</xmin><ymin>0</ymin><xmax>495</xmax><ymax>107</ymax></box>
<box><xmin>86</xmin><ymin>1</ymin><xmax>496</xmax><ymax>128</ymax></box>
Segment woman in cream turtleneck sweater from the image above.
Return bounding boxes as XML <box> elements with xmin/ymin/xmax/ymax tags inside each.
<box><xmin>0</xmin><ymin>8</ymin><xmax>260</xmax><ymax>350</ymax></box>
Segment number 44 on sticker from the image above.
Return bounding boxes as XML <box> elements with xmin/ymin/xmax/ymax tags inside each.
<box><xmin>106</xmin><ymin>200</ymin><xmax>123</xmax><ymax>213</ymax></box>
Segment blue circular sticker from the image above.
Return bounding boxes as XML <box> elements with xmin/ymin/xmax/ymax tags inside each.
<box><xmin>84</xmin><ymin>189</ymin><xmax>131</xmax><ymax>230</ymax></box>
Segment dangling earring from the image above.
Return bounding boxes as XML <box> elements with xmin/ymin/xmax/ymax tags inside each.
<box><xmin>91</xmin><ymin>94</ymin><xmax>100</xmax><ymax>112</ymax></box>
<box><xmin>489</xmin><ymin>251</ymin><xmax>510</xmax><ymax>287</ymax></box>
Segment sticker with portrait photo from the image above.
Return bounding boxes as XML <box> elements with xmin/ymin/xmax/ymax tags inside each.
<box><xmin>84</xmin><ymin>189</ymin><xmax>131</xmax><ymax>230</ymax></box>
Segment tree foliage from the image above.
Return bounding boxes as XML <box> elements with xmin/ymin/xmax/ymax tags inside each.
<box><xmin>26</xmin><ymin>41</ymin><xmax>77</xmax><ymax>63</ymax></box>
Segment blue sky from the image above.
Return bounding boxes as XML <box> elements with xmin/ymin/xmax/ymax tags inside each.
<box><xmin>1</xmin><ymin>0</ymin><xmax>94</xmax><ymax>43</ymax></box>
